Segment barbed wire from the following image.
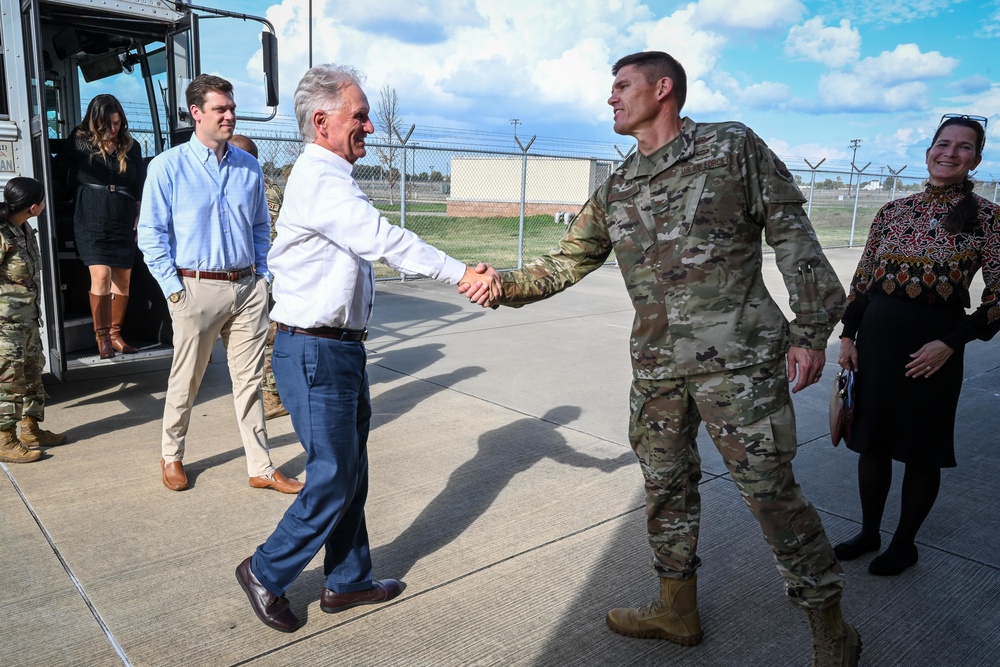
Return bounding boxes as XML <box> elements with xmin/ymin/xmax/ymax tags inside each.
<box><xmin>99</xmin><ymin>101</ymin><xmax>917</xmax><ymax>172</ymax></box>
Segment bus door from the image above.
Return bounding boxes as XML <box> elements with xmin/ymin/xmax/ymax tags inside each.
<box><xmin>20</xmin><ymin>0</ymin><xmax>65</xmax><ymax>379</ymax></box>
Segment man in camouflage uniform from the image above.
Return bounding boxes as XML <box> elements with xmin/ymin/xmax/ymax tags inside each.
<box><xmin>261</xmin><ymin>176</ymin><xmax>288</xmax><ymax>419</ymax></box>
<box><xmin>229</xmin><ymin>134</ymin><xmax>288</xmax><ymax>420</ymax></box>
<box><xmin>467</xmin><ymin>52</ymin><xmax>859</xmax><ymax>667</ymax></box>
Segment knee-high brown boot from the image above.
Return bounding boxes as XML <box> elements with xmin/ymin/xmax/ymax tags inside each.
<box><xmin>89</xmin><ymin>292</ymin><xmax>115</xmax><ymax>359</ymax></box>
<box><xmin>109</xmin><ymin>294</ymin><xmax>138</xmax><ymax>353</ymax></box>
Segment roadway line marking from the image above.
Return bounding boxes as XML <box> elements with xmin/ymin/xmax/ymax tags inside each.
<box><xmin>1</xmin><ymin>463</ymin><xmax>132</xmax><ymax>667</ymax></box>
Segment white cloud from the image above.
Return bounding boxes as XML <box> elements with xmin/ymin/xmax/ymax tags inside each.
<box><xmin>532</xmin><ymin>40</ymin><xmax>615</xmax><ymax>122</ymax></box>
<box><xmin>765</xmin><ymin>137</ymin><xmax>850</xmax><ymax>162</ymax></box>
<box><xmin>738</xmin><ymin>81</ymin><xmax>793</xmax><ymax>110</ymax></box>
<box><xmin>692</xmin><ymin>0</ymin><xmax>805</xmax><ymax>31</ymax></box>
<box><xmin>817</xmin><ymin>72</ymin><xmax>929</xmax><ymax>112</ymax></box>
<box><xmin>640</xmin><ymin>5</ymin><xmax>732</xmax><ymax>113</ymax></box>
<box><xmin>785</xmin><ymin>18</ymin><xmax>860</xmax><ymax>68</ymax></box>
<box><xmin>799</xmin><ymin>41</ymin><xmax>958</xmax><ymax>114</ymax></box>
<box><xmin>804</xmin><ymin>0</ymin><xmax>965</xmax><ymax>27</ymax></box>
<box><xmin>978</xmin><ymin>6</ymin><xmax>1000</xmax><ymax>38</ymax></box>
<box><xmin>254</xmin><ymin>0</ymin><xmax>742</xmax><ymax>128</ymax></box>
<box><xmin>860</xmin><ymin>44</ymin><xmax>957</xmax><ymax>84</ymax></box>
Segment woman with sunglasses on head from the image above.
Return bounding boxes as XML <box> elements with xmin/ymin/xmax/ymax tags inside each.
<box><xmin>835</xmin><ymin>114</ymin><xmax>1000</xmax><ymax>576</ymax></box>
<box><xmin>64</xmin><ymin>94</ymin><xmax>146</xmax><ymax>359</ymax></box>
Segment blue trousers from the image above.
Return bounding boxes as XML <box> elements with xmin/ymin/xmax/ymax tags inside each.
<box><xmin>252</xmin><ymin>328</ymin><xmax>374</xmax><ymax>596</ymax></box>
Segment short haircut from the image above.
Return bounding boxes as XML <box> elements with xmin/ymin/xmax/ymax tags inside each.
<box><xmin>186</xmin><ymin>73</ymin><xmax>234</xmax><ymax>110</ymax></box>
<box><xmin>229</xmin><ymin>134</ymin><xmax>259</xmax><ymax>159</ymax></box>
<box><xmin>612</xmin><ymin>51</ymin><xmax>688</xmax><ymax>112</ymax></box>
<box><xmin>293</xmin><ymin>64</ymin><xmax>365</xmax><ymax>143</ymax></box>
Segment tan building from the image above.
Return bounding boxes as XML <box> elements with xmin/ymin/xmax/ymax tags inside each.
<box><xmin>447</xmin><ymin>156</ymin><xmax>614</xmax><ymax>217</ymax></box>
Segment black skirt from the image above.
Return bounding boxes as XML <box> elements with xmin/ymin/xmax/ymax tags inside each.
<box><xmin>73</xmin><ymin>185</ymin><xmax>137</xmax><ymax>267</ymax></box>
<box><xmin>848</xmin><ymin>294</ymin><xmax>965</xmax><ymax>468</ymax></box>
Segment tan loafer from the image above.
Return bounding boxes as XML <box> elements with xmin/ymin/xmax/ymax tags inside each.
<box><xmin>161</xmin><ymin>458</ymin><xmax>188</xmax><ymax>491</ymax></box>
<box><xmin>249</xmin><ymin>469</ymin><xmax>303</xmax><ymax>494</ymax></box>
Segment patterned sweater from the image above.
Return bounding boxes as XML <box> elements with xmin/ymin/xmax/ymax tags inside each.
<box><xmin>842</xmin><ymin>183</ymin><xmax>1000</xmax><ymax>348</ymax></box>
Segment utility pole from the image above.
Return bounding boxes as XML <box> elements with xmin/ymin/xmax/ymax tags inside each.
<box><xmin>510</xmin><ymin>118</ymin><xmax>521</xmax><ymax>140</ymax></box>
<box><xmin>847</xmin><ymin>139</ymin><xmax>862</xmax><ymax>195</ymax></box>
<box><xmin>308</xmin><ymin>0</ymin><xmax>312</xmax><ymax>68</ymax></box>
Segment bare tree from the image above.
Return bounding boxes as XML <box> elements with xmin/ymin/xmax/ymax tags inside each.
<box><xmin>374</xmin><ymin>85</ymin><xmax>404</xmax><ymax>204</ymax></box>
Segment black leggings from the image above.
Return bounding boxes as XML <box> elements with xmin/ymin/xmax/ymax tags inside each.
<box><xmin>856</xmin><ymin>453</ymin><xmax>941</xmax><ymax>548</ymax></box>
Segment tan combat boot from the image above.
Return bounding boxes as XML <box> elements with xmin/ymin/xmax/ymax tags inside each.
<box><xmin>0</xmin><ymin>429</ymin><xmax>42</xmax><ymax>463</ymax></box>
<box><xmin>605</xmin><ymin>576</ymin><xmax>703</xmax><ymax>645</ymax></box>
<box><xmin>263</xmin><ymin>391</ymin><xmax>289</xmax><ymax>420</ymax></box>
<box><xmin>19</xmin><ymin>416</ymin><xmax>67</xmax><ymax>448</ymax></box>
<box><xmin>803</xmin><ymin>603</ymin><xmax>862</xmax><ymax>667</ymax></box>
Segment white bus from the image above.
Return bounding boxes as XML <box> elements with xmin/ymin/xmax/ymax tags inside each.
<box><xmin>1</xmin><ymin>0</ymin><xmax>278</xmax><ymax>380</ymax></box>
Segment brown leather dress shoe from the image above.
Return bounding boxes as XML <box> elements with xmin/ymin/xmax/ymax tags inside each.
<box><xmin>249</xmin><ymin>469</ymin><xmax>303</xmax><ymax>494</ymax></box>
<box><xmin>235</xmin><ymin>557</ymin><xmax>302</xmax><ymax>633</ymax></box>
<box><xmin>320</xmin><ymin>579</ymin><xmax>401</xmax><ymax>613</ymax></box>
<box><xmin>161</xmin><ymin>459</ymin><xmax>188</xmax><ymax>491</ymax></box>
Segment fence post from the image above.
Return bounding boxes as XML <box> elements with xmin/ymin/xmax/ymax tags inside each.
<box><xmin>849</xmin><ymin>161</ymin><xmax>871</xmax><ymax>247</ymax></box>
<box><xmin>515</xmin><ymin>134</ymin><xmax>536</xmax><ymax>269</ymax></box>
<box><xmin>803</xmin><ymin>158</ymin><xmax>826</xmax><ymax>217</ymax></box>
<box><xmin>392</xmin><ymin>124</ymin><xmax>416</xmax><ymax>280</ymax></box>
<box><xmin>886</xmin><ymin>164</ymin><xmax>906</xmax><ymax>203</ymax></box>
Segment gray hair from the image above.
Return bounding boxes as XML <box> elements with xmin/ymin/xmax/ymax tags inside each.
<box><xmin>294</xmin><ymin>64</ymin><xmax>366</xmax><ymax>142</ymax></box>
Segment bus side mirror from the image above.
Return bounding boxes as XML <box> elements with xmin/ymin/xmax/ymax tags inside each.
<box><xmin>262</xmin><ymin>31</ymin><xmax>279</xmax><ymax>108</ymax></box>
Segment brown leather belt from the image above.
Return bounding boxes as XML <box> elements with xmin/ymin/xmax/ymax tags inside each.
<box><xmin>277</xmin><ymin>322</ymin><xmax>368</xmax><ymax>342</ymax></box>
<box><xmin>177</xmin><ymin>267</ymin><xmax>254</xmax><ymax>281</ymax></box>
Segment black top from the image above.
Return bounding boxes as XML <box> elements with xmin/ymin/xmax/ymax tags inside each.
<box><xmin>64</xmin><ymin>135</ymin><xmax>146</xmax><ymax>267</ymax></box>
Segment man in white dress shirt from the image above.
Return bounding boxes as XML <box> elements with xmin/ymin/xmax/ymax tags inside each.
<box><xmin>235</xmin><ymin>64</ymin><xmax>500</xmax><ymax>633</ymax></box>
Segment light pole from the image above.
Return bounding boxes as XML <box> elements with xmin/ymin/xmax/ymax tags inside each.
<box><xmin>847</xmin><ymin>139</ymin><xmax>862</xmax><ymax>195</ymax></box>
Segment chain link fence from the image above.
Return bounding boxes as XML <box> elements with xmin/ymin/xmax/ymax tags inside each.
<box><xmin>130</xmin><ymin>129</ymin><xmax>1000</xmax><ymax>280</ymax></box>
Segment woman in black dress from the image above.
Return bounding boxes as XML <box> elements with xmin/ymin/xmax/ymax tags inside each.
<box><xmin>835</xmin><ymin>115</ymin><xmax>1000</xmax><ymax>575</ymax></box>
<box><xmin>67</xmin><ymin>94</ymin><xmax>145</xmax><ymax>358</ymax></box>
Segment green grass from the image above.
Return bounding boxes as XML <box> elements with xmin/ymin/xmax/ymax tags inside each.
<box><xmin>374</xmin><ymin>202</ymin><xmax>447</xmax><ymax>213</ymax></box>
<box><xmin>373</xmin><ymin>214</ymin><xmax>571</xmax><ymax>278</ymax></box>
<box><xmin>805</xmin><ymin>205</ymin><xmax>882</xmax><ymax>248</ymax></box>
<box><xmin>372</xmin><ymin>205</ymin><xmax>879</xmax><ymax>280</ymax></box>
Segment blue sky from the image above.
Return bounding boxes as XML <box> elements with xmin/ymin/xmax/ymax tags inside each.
<box><xmin>101</xmin><ymin>1</ymin><xmax>1000</xmax><ymax>177</ymax></box>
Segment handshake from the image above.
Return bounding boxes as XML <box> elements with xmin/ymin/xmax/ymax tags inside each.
<box><xmin>458</xmin><ymin>263</ymin><xmax>502</xmax><ymax>309</ymax></box>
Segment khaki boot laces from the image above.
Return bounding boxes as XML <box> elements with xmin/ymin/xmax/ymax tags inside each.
<box><xmin>804</xmin><ymin>606</ymin><xmax>862</xmax><ymax>667</ymax></box>
<box><xmin>0</xmin><ymin>431</ymin><xmax>41</xmax><ymax>463</ymax></box>
<box><xmin>19</xmin><ymin>417</ymin><xmax>67</xmax><ymax>447</ymax></box>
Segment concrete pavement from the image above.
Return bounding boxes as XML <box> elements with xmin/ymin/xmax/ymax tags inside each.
<box><xmin>2</xmin><ymin>247</ymin><xmax>998</xmax><ymax>666</ymax></box>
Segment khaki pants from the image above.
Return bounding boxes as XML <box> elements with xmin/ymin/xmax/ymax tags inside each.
<box><xmin>160</xmin><ymin>273</ymin><xmax>272</xmax><ymax>478</ymax></box>
<box><xmin>629</xmin><ymin>357</ymin><xmax>844</xmax><ymax>610</ymax></box>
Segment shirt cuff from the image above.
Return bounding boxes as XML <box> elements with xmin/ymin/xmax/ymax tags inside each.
<box><xmin>160</xmin><ymin>276</ymin><xmax>184</xmax><ymax>298</ymax></box>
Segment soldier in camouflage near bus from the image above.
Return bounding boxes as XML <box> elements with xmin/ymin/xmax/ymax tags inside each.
<box><xmin>229</xmin><ymin>134</ymin><xmax>288</xmax><ymax>420</ymax></box>
<box><xmin>463</xmin><ymin>51</ymin><xmax>860</xmax><ymax>667</ymax></box>
<box><xmin>0</xmin><ymin>177</ymin><xmax>67</xmax><ymax>464</ymax></box>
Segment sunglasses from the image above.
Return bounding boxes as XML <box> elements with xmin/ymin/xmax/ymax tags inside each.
<box><xmin>939</xmin><ymin>113</ymin><xmax>988</xmax><ymax>129</ymax></box>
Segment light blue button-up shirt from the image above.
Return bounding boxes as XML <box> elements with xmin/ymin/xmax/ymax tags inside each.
<box><xmin>137</xmin><ymin>135</ymin><xmax>271</xmax><ymax>297</ymax></box>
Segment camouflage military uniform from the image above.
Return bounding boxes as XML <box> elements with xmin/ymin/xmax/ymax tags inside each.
<box><xmin>501</xmin><ymin>119</ymin><xmax>848</xmax><ymax>610</ymax></box>
<box><xmin>0</xmin><ymin>220</ymin><xmax>48</xmax><ymax>430</ymax></box>
<box><xmin>263</xmin><ymin>178</ymin><xmax>284</xmax><ymax>398</ymax></box>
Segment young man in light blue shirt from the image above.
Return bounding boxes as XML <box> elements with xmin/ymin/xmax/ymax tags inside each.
<box><xmin>138</xmin><ymin>74</ymin><xmax>301</xmax><ymax>495</ymax></box>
